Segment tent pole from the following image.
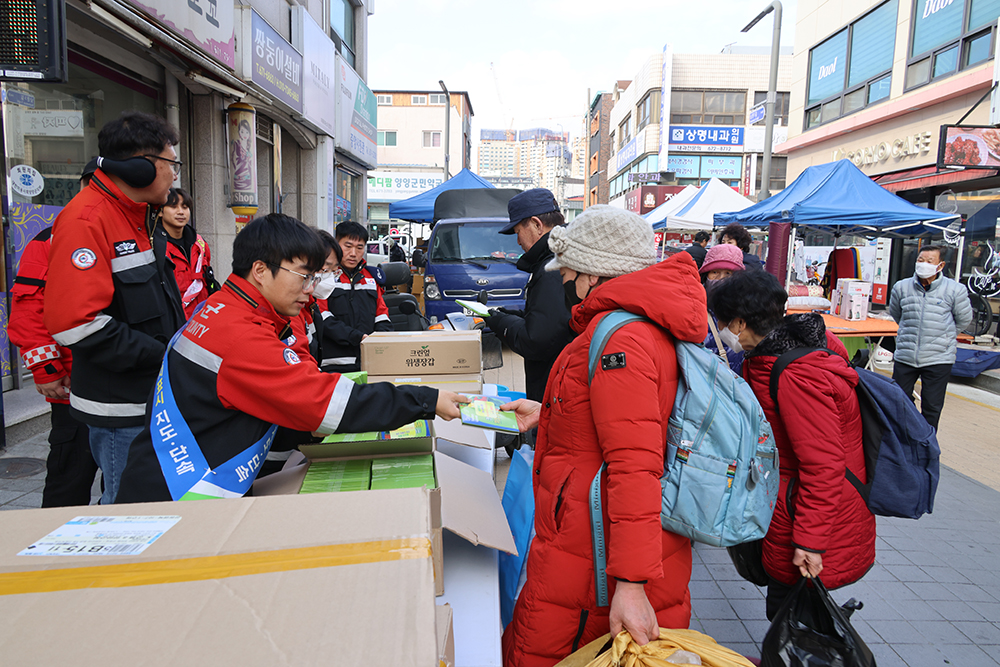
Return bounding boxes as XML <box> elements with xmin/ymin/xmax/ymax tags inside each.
<box><xmin>785</xmin><ymin>224</ymin><xmax>796</xmax><ymax>289</ymax></box>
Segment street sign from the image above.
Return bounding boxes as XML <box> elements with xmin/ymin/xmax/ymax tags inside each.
<box><xmin>749</xmin><ymin>102</ymin><xmax>766</xmax><ymax>125</ymax></box>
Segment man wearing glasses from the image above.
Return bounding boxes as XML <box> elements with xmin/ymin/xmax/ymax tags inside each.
<box><xmin>46</xmin><ymin>111</ymin><xmax>186</xmax><ymax>504</ymax></box>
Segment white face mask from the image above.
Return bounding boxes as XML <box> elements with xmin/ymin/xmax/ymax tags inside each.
<box><xmin>718</xmin><ymin>324</ymin><xmax>742</xmax><ymax>351</ymax></box>
<box><xmin>312</xmin><ymin>271</ymin><xmax>341</xmax><ymax>300</ymax></box>
<box><xmin>914</xmin><ymin>262</ymin><xmax>941</xmax><ymax>279</ymax></box>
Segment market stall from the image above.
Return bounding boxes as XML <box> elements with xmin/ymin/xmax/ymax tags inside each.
<box><xmin>649</xmin><ymin>178</ymin><xmax>754</xmax><ymax>231</ymax></box>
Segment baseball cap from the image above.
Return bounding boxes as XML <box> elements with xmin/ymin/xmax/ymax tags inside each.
<box><xmin>499</xmin><ymin>188</ymin><xmax>559</xmax><ymax>234</ymax></box>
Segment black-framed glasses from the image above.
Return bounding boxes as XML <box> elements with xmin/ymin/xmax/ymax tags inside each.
<box><xmin>266</xmin><ymin>262</ymin><xmax>323</xmax><ymax>291</ymax></box>
<box><xmin>144</xmin><ymin>154</ymin><xmax>183</xmax><ymax>176</ymax></box>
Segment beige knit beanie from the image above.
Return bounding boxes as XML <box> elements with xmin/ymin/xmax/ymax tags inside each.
<box><xmin>544</xmin><ymin>205</ymin><xmax>657</xmax><ymax>277</ymax></box>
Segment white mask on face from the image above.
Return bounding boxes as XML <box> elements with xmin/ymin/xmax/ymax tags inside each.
<box><xmin>312</xmin><ymin>271</ymin><xmax>341</xmax><ymax>300</ymax></box>
<box><xmin>914</xmin><ymin>262</ymin><xmax>941</xmax><ymax>279</ymax></box>
<box><xmin>718</xmin><ymin>324</ymin><xmax>742</xmax><ymax>351</ymax></box>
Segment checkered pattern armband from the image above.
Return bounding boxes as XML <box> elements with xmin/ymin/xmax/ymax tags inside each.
<box><xmin>22</xmin><ymin>344</ymin><xmax>60</xmax><ymax>369</ymax></box>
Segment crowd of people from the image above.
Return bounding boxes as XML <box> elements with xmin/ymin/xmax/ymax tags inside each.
<box><xmin>8</xmin><ymin>109</ymin><xmax>969</xmax><ymax>667</ymax></box>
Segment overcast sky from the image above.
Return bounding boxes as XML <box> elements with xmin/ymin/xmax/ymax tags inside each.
<box><xmin>368</xmin><ymin>0</ymin><xmax>798</xmax><ymax>150</ymax></box>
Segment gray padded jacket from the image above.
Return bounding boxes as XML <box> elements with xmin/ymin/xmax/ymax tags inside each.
<box><xmin>889</xmin><ymin>275</ymin><xmax>973</xmax><ymax>368</ymax></box>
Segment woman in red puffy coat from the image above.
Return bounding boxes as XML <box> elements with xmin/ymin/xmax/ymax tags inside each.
<box><xmin>709</xmin><ymin>270</ymin><xmax>875</xmax><ymax>619</ymax></box>
<box><xmin>159</xmin><ymin>188</ymin><xmax>217</xmax><ymax>319</ymax></box>
<box><xmin>501</xmin><ymin>206</ymin><xmax>707</xmax><ymax>667</ymax></box>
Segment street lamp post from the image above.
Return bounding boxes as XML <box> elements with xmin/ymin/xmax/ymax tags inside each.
<box><xmin>439</xmin><ymin>80</ymin><xmax>451</xmax><ymax>180</ymax></box>
<box><xmin>741</xmin><ymin>1</ymin><xmax>782</xmax><ymax>200</ymax></box>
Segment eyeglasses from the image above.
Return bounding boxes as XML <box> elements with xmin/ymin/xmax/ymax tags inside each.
<box><xmin>266</xmin><ymin>262</ymin><xmax>323</xmax><ymax>291</ymax></box>
<box><xmin>144</xmin><ymin>154</ymin><xmax>183</xmax><ymax>176</ymax></box>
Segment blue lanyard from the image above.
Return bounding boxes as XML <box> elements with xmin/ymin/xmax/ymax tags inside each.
<box><xmin>150</xmin><ymin>326</ymin><xmax>277</xmax><ymax>501</ymax></box>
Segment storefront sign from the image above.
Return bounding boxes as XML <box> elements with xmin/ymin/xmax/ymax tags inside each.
<box><xmin>627</xmin><ymin>172</ymin><xmax>662</xmax><ymax>183</ymax></box>
<box><xmin>249</xmin><ymin>10</ymin><xmax>302</xmax><ymax>114</ymax></box>
<box><xmin>669</xmin><ymin>126</ymin><xmax>743</xmax><ymax>153</ymax></box>
<box><xmin>625</xmin><ymin>185</ymin><xmax>684</xmax><ymax>214</ymax></box>
<box><xmin>226</xmin><ymin>103</ymin><xmax>258</xmax><ymax>215</ymax></box>
<box><xmin>667</xmin><ymin>155</ymin><xmax>699</xmax><ymax>178</ymax></box>
<box><xmin>743</xmin><ymin>125</ymin><xmax>789</xmax><ymax>153</ymax></box>
<box><xmin>367</xmin><ymin>171</ymin><xmax>444</xmax><ymax>202</ymax></box>
<box><xmin>700</xmin><ymin>156</ymin><xmax>742</xmax><ymax>180</ymax></box>
<box><xmin>292</xmin><ymin>6</ymin><xmax>335</xmax><ymax>137</ymax></box>
<box><xmin>658</xmin><ymin>43</ymin><xmax>673</xmax><ymax>171</ymax></box>
<box><xmin>9</xmin><ymin>165</ymin><xmax>44</xmax><ymax>197</ymax></box>
<box><xmin>334</xmin><ymin>53</ymin><xmax>377</xmax><ymax>168</ymax></box>
<box><xmin>614</xmin><ymin>136</ymin><xmax>638</xmax><ymax>173</ymax></box>
<box><xmin>1</xmin><ymin>88</ymin><xmax>35</xmax><ymax>108</ymax></box>
<box><xmin>832</xmin><ymin>131</ymin><xmax>933</xmax><ymax>167</ymax></box>
<box><xmin>937</xmin><ymin>125</ymin><xmax>1000</xmax><ymax>169</ymax></box>
<box><xmin>127</xmin><ymin>0</ymin><xmax>235</xmax><ymax>69</ymax></box>
<box><xmin>23</xmin><ymin>110</ymin><xmax>84</xmax><ymax>137</ymax></box>
<box><xmin>744</xmin><ymin>154</ymin><xmax>756</xmax><ymax>198</ymax></box>
<box><xmin>808</xmin><ymin>30</ymin><xmax>848</xmax><ymax>105</ymax></box>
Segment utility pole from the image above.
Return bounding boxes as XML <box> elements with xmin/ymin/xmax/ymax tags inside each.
<box><xmin>742</xmin><ymin>1</ymin><xmax>782</xmax><ymax>200</ymax></box>
<box><xmin>439</xmin><ymin>80</ymin><xmax>451</xmax><ymax>179</ymax></box>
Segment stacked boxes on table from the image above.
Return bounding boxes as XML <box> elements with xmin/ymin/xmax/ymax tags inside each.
<box><xmin>831</xmin><ymin>278</ymin><xmax>873</xmax><ymax>321</ymax></box>
<box><xmin>361</xmin><ymin>330</ymin><xmax>484</xmax><ymax>393</ymax></box>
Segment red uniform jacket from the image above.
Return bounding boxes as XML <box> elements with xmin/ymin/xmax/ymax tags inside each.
<box><xmin>8</xmin><ymin>228</ymin><xmax>70</xmax><ymax>404</ymax></box>
<box><xmin>504</xmin><ymin>254</ymin><xmax>707</xmax><ymax>667</ymax></box>
<box><xmin>163</xmin><ymin>225</ymin><xmax>212</xmax><ymax>320</ymax></box>
<box><xmin>316</xmin><ymin>263</ymin><xmax>393</xmax><ymax>370</ymax></box>
<box><xmin>44</xmin><ymin>171</ymin><xmax>184</xmax><ymax>427</ymax></box>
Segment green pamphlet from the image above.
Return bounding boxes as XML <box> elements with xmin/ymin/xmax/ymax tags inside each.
<box><xmin>455</xmin><ymin>299</ymin><xmax>491</xmax><ymax>317</ymax></box>
<box><xmin>459</xmin><ymin>394</ymin><xmax>519</xmax><ymax>434</ymax></box>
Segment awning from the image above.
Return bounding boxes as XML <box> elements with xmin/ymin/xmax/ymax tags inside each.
<box><xmin>873</xmin><ymin>166</ymin><xmax>997</xmax><ymax>192</ymax></box>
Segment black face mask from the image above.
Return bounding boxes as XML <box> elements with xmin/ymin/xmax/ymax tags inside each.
<box><xmin>564</xmin><ymin>276</ymin><xmax>586</xmax><ymax>310</ymax></box>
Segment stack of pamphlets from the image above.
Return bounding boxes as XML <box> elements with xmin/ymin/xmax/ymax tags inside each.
<box><xmin>299</xmin><ymin>459</ymin><xmax>372</xmax><ymax>494</ymax></box>
<box><xmin>340</xmin><ymin>370</ymin><xmax>368</xmax><ymax>384</ymax></box>
<box><xmin>369</xmin><ymin>454</ymin><xmax>436</xmax><ymax>490</ymax></box>
<box><xmin>320</xmin><ymin>420</ymin><xmax>429</xmax><ymax>444</ymax></box>
<box><xmin>459</xmin><ymin>395</ymin><xmax>519</xmax><ymax>434</ymax></box>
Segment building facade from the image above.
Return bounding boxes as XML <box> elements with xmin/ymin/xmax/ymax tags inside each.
<box><xmin>588</xmin><ymin>92</ymin><xmax>614</xmax><ymax>205</ymax></box>
<box><xmin>0</xmin><ymin>0</ymin><xmax>374</xmax><ymax>391</ymax></box>
<box><xmin>477</xmin><ymin>128</ymin><xmax>571</xmax><ymax>194</ymax></box>
<box><xmin>780</xmin><ymin>0</ymin><xmax>1000</xmax><ymax>292</ymax></box>
<box><xmin>606</xmin><ymin>47</ymin><xmax>793</xmax><ymax>214</ymax></box>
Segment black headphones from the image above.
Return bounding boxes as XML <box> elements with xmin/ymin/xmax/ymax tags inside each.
<box><xmin>96</xmin><ymin>156</ymin><xmax>157</xmax><ymax>189</ymax></box>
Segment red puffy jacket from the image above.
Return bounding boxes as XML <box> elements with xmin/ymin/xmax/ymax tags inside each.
<box><xmin>742</xmin><ymin>316</ymin><xmax>875</xmax><ymax>588</ymax></box>
<box><xmin>163</xmin><ymin>226</ymin><xmax>212</xmax><ymax>320</ymax></box>
<box><xmin>503</xmin><ymin>254</ymin><xmax>707</xmax><ymax>667</ymax></box>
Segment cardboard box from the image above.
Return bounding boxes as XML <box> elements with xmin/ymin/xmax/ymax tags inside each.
<box><xmin>436</xmin><ymin>604</ymin><xmax>455</xmax><ymax>667</ymax></box>
<box><xmin>368</xmin><ymin>373</ymin><xmax>484</xmax><ymax>394</ymax></box>
<box><xmin>253</xmin><ymin>419</ymin><xmax>512</xmax><ymax>596</ymax></box>
<box><xmin>0</xmin><ymin>492</ymin><xmax>442</xmax><ymax>665</ymax></box>
<box><xmin>361</xmin><ymin>330</ymin><xmax>482</xmax><ymax>375</ymax></box>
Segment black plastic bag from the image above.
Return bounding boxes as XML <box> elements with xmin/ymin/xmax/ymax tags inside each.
<box><xmin>761</xmin><ymin>576</ymin><xmax>875</xmax><ymax>667</ymax></box>
<box><xmin>727</xmin><ymin>539</ymin><xmax>769</xmax><ymax>587</ymax></box>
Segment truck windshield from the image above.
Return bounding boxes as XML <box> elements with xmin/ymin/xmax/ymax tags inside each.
<box><xmin>429</xmin><ymin>222</ymin><xmax>523</xmax><ymax>262</ymax></box>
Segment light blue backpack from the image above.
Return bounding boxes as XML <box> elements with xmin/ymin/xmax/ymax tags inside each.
<box><xmin>588</xmin><ymin>311</ymin><xmax>779</xmax><ymax>606</ymax></box>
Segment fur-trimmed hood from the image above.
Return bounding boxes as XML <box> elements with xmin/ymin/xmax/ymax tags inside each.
<box><xmin>749</xmin><ymin>312</ymin><xmax>829</xmax><ymax>358</ymax></box>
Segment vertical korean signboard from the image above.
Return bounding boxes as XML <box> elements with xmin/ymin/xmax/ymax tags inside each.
<box><xmin>658</xmin><ymin>43</ymin><xmax>673</xmax><ymax>172</ymax></box>
<box><xmin>248</xmin><ymin>10</ymin><xmax>302</xmax><ymax>114</ymax></box>
<box><xmin>127</xmin><ymin>0</ymin><xmax>235</xmax><ymax>69</ymax></box>
<box><xmin>334</xmin><ymin>53</ymin><xmax>377</xmax><ymax>168</ymax></box>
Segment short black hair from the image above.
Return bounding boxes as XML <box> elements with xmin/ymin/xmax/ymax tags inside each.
<box><xmin>98</xmin><ymin>111</ymin><xmax>179</xmax><ymax>161</ymax></box>
<box><xmin>694</xmin><ymin>231</ymin><xmax>711</xmax><ymax>243</ymax></box>
<box><xmin>164</xmin><ymin>188</ymin><xmax>195</xmax><ymax>230</ymax></box>
<box><xmin>717</xmin><ymin>223</ymin><xmax>752</xmax><ymax>253</ymax></box>
<box><xmin>708</xmin><ymin>270</ymin><xmax>787</xmax><ymax>337</ymax></box>
<box><xmin>335</xmin><ymin>220</ymin><xmax>369</xmax><ymax>243</ymax></box>
<box><xmin>536</xmin><ymin>210</ymin><xmax>565</xmax><ymax>229</ymax></box>
<box><xmin>232</xmin><ymin>213</ymin><xmax>327</xmax><ymax>278</ymax></box>
<box><xmin>918</xmin><ymin>244</ymin><xmax>945</xmax><ymax>263</ymax></box>
<box><xmin>317</xmin><ymin>229</ymin><xmax>343</xmax><ymax>263</ymax></box>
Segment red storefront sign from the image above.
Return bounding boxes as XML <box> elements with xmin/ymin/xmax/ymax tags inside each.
<box><xmin>626</xmin><ymin>185</ymin><xmax>686</xmax><ymax>215</ymax></box>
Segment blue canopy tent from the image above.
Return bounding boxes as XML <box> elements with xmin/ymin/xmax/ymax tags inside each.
<box><xmin>388</xmin><ymin>168</ymin><xmax>495</xmax><ymax>222</ymax></box>
<box><xmin>714</xmin><ymin>160</ymin><xmax>960</xmax><ymax>238</ymax></box>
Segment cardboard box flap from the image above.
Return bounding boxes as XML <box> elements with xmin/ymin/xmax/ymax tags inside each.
<box><xmin>434</xmin><ymin>416</ymin><xmax>493</xmax><ymax>450</ymax></box>
<box><xmin>435</xmin><ymin>451</ymin><xmax>516</xmax><ymax>554</ymax></box>
<box><xmin>436</xmin><ymin>604</ymin><xmax>455</xmax><ymax>667</ymax></box>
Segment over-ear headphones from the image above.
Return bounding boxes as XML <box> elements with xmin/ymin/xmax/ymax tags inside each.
<box><xmin>96</xmin><ymin>156</ymin><xmax>157</xmax><ymax>189</ymax></box>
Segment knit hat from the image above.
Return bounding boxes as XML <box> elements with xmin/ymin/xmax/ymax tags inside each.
<box><xmin>699</xmin><ymin>243</ymin><xmax>744</xmax><ymax>274</ymax></box>
<box><xmin>544</xmin><ymin>205</ymin><xmax>656</xmax><ymax>277</ymax></box>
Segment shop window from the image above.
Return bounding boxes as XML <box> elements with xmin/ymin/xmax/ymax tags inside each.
<box><xmin>336</xmin><ymin>167</ymin><xmax>360</xmax><ymax>223</ymax></box>
<box><xmin>805</xmin><ymin>0</ymin><xmax>897</xmax><ymax>130</ymax></box>
<box><xmin>377</xmin><ymin>95</ymin><xmax>392</xmax><ymax>105</ymax></box>
<box><xmin>754</xmin><ymin>156</ymin><xmax>788</xmax><ymax>193</ymax></box>
<box><xmin>905</xmin><ymin>0</ymin><xmax>999</xmax><ymax>91</ymax></box>
<box><xmin>422</xmin><ymin>131</ymin><xmax>441</xmax><ymax>148</ymax></box>
<box><xmin>330</xmin><ymin>0</ymin><xmax>356</xmax><ymax>68</ymax></box>
<box><xmin>670</xmin><ymin>90</ymin><xmax>746</xmax><ymax>125</ymax></box>
<box><xmin>377</xmin><ymin>131</ymin><xmax>397</xmax><ymax>146</ymax></box>
<box><xmin>751</xmin><ymin>92</ymin><xmax>791</xmax><ymax>126</ymax></box>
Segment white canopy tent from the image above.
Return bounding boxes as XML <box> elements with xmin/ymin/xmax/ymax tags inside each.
<box><xmin>651</xmin><ymin>178</ymin><xmax>754</xmax><ymax>231</ymax></box>
<box><xmin>643</xmin><ymin>185</ymin><xmax>699</xmax><ymax>227</ymax></box>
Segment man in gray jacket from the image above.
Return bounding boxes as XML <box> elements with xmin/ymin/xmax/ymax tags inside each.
<box><xmin>889</xmin><ymin>245</ymin><xmax>973</xmax><ymax>430</ymax></box>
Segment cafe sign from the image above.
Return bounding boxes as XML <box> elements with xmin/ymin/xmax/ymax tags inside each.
<box><xmin>831</xmin><ymin>131</ymin><xmax>933</xmax><ymax>168</ymax></box>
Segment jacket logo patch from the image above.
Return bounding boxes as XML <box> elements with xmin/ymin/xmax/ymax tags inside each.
<box><xmin>282</xmin><ymin>334</ymin><xmax>297</xmax><ymax>347</ymax></box>
<box><xmin>283</xmin><ymin>348</ymin><xmax>301</xmax><ymax>365</ymax></box>
<box><xmin>114</xmin><ymin>239</ymin><xmax>139</xmax><ymax>257</ymax></box>
<box><xmin>601</xmin><ymin>352</ymin><xmax>626</xmax><ymax>371</ymax></box>
<box><xmin>71</xmin><ymin>248</ymin><xmax>97</xmax><ymax>270</ymax></box>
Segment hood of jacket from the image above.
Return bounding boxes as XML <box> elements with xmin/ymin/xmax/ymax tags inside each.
<box><xmin>749</xmin><ymin>312</ymin><xmax>857</xmax><ymax>385</ymax></box>
<box><xmin>516</xmin><ymin>230</ymin><xmax>554</xmax><ymax>273</ymax></box>
<box><xmin>571</xmin><ymin>251</ymin><xmax>707</xmax><ymax>344</ymax></box>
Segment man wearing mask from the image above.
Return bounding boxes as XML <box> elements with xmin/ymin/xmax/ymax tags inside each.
<box><xmin>888</xmin><ymin>245</ymin><xmax>972</xmax><ymax>430</ymax></box>
<box><xmin>484</xmin><ymin>188</ymin><xmax>575</xmax><ymax>403</ymax></box>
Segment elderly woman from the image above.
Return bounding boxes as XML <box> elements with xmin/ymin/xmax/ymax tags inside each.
<box><xmin>700</xmin><ymin>243</ymin><xmax>745</xmax><ymax>373</ymax></box>
<box><xmin>708</xmin><ymin>270</ymin><xmax>875</xmax><ymax>619</ymax></box>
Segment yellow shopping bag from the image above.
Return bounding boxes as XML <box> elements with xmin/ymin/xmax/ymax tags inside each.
<box><xmin>554</xmin><ymin>628</ymin><xmax>756</xmax><ymax>667</ymax></box>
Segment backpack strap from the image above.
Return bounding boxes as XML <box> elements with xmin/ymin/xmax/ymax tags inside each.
<box><xmin>706</xmin><ymin>316</ymin><xmax>728</xmax><ymax>363</ymax></box>
<box><xmin>768</xmin><ymin>347</ymin><xmax>838</xmax><ymax>410</ymax></box>
<box><xmin>588</xmin><ymin>310</ymin><xmax>648</xmax><ymax>383</ymax></box>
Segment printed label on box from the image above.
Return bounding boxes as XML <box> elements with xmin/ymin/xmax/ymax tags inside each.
<box><xmin>19</xmin><ymin>515</ymin><xmax>182</xmax><ymax>556</ymax></box>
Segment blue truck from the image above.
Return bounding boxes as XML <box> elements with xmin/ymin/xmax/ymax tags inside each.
<box><xmin>412</xmin><ymin>188</ymin><xmax>527</xmax><ymax>323</ymax></box>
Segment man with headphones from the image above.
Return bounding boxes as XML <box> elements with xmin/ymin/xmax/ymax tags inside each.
<box><xmin>46</xmin><ymin>111</ymin><xmax>185</xmax><ymax>504</ymax></box>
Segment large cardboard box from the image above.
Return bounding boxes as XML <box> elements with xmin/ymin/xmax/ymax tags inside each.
<box><xmin>361</xmin><ymin>330</ymin><xmax>482</xmax><ymax>375</ymax></box>
<box><xmin>368</xmin><ymin>373</ymin><xmax>484</xmax><ymax>394</ymax></box>
<box><xmin>253</xmin><ymin>419</ymin><xmax>510</xmax><ymax>595</ymax></box>
<box><xmin>0</xmin><ymin>491</ymin><xmax>444</xmax><ymax>666</ymax></box>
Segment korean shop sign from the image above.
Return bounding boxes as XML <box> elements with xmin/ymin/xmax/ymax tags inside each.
<box><xmin>669</xmin><ymin>126</ymin><xmax>744</xmax><ymax>153</ymax></box>
<box><xmin>367</xmin><ymin>172</ymin><xmax>445</xmax><ymax>202</ymax></box>
<box><xmin>248</xmin><ymin>10</ymin><xmax>302</xmax><ymax>114</ymax></box>
<box><xmin>335</xmin><ymin>53</ymin><xmax>377</xmax><ymax>168</ymax></box>
<box><xmin>127</xmin><ymin>0</ymin><xmax>235</xmax><ymax>69</ymax></box>
<box><xmin>291</xmin><ymin>6</ymin><xmax>335</xmax><ymax>136</ymax></box>
<box><xmin>831</xmin><ymin>131</ymin><xmax>933</xmax><ymax>168</ymax></box>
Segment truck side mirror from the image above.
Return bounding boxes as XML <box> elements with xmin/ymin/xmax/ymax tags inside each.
<box><xmin>411</xmin><ymin>249</ymin><xmax>425</xmax><ymax>268</ymax></box>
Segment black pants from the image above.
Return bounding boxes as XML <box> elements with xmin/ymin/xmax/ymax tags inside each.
<box><xmin>42</xmin><ymin>403</ymin><xmax>100</xmax><ymax>507</ymax></box>
<box><xmin>892</xmin><ymin>361</ymin><xmax>952</xmax><ymax>431</ymax></box>
<box><xmin>766</xmin><ymin>578</ymin><xmax>794</xmax><ymax>621</ymax></box>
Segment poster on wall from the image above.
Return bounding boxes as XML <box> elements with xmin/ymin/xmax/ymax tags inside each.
<box><xmin>872</xmin><ymin>237</ymin><xmax>891</xmax><ymax>304</ymax></box>
<box><xmin>334</xmin><ymin>53</ymin><xmax>377</xmax><ymax>168</ymax></box>
<box><xmin>937</xmin><ymin>125</ymin><xmax>1000</xmax><ymax>168</ymax></box>
<box><xmin>226</xmin><ymin>103</ymin><xmax>258</xmax><ymax>216</ymax></box>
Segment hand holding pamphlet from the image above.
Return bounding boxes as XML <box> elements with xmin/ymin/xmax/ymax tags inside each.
<box><xmin>455</xmin><ymin>299</ymin><xmax>492</xmax><ymax>317</ymax></box>
<box><xmin>459</xmin><ymin>394</ymin><xmax>519</xmax><ymax>434</ymax></box>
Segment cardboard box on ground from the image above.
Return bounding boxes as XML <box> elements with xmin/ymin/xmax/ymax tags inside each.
<box><xmin>253</xmin><ymin>416</ymin><xmax>509</xmax><ymax>596</ymax></box>
<box><xmin>0</xmin><ymin>491</ymin><xmax>443</xmax><ymax>666</ymax></box>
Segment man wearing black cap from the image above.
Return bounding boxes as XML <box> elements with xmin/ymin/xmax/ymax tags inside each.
<box><xmin>484</xmin><ymin>188</ymin><xmax>575</xmax><ymax>404</ymax></box>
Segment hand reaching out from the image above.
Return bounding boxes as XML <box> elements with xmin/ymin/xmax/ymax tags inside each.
<box><xmin>499</xmin><ymin>398</ymin><xmax>541</xmax><ymax>433</ymax></box>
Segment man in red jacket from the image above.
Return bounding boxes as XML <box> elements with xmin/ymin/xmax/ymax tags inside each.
<box><xmin>45</xmin><ymin>112</ymin><xmax>185</xmax><ymax>504</ymax></box>
<box><xmin>8</xmin><ymin>162</ymin><xmax>100</xmax><ymax>506</ymax></box>
<box><xmin>500</xmin><ymin>206</ymin><xmax>707</xmax><ymax>667</ymax></box>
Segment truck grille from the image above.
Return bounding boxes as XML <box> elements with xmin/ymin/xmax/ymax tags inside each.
<box><xmin>443</xmin><ymin>288</ymin><xmax>523</xmax><ymax>298</ymax></box>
